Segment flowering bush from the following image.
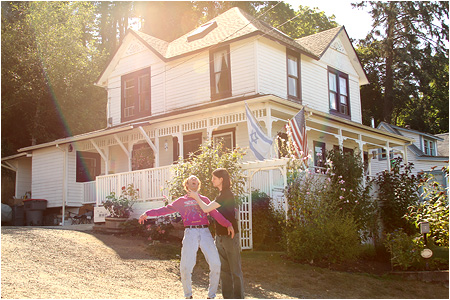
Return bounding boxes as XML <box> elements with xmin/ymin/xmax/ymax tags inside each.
<box><xmin>145</xmin><ymin>215</ymin><xmax>177</xmax><ymax>241</ymax></box>
<box><xmin>405</xmin><ymin>166</ymin><xmax>449</xmax><ymax>247</ymax></box>
<box><xmin>103</xmin><ymin>184</ymin><xmax>138</xmax><ymax>218</ymax></box>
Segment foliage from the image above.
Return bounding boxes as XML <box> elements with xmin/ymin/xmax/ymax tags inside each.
<box><xmin>145</xmin><ymin>215</ymin><xmax>177</xmax><ymax>242</ymax></box>
<box><xmin>103</xmin><ymin>184</ymin><xmax>138</xmax><ymax>218</ymax></box>
<box><xmin>251</xmin><ymin>190</ymin><xmax>285</xmax><ymax>251</ymax></box>
<box><xmin>405</xmin><ymin>167</ymin><xmax>449</xmax><ymax>247</ymax></box>
<box><xmin>132</xmin><ymin>145</ymin><xmax>154</xmax><ymax>171</ymax></box>
<box><xmin>372</xmin><ymin>157</ymin><xmax>420</xmax><ymax>234</ymax></box>
<box><xmin>354</xmin><ymin>1</ymin><xmax>449</xmax><ymax>133</ymax></box>
<box><xmin>325</xmin><ymin>149</ymin><xmax>377</xmax><ymax>239</ymax></box>
<box><xmin>168</xmin><ymin>140</ymin><xmax>246</xmax><ymax>203</ymax></box>
<box><xmin>284</xmin><ymin>170</ymin><xmax>362</xmax><ymax>264</ymax></box>
<box><xmin>120</xmin><ymin>215</ymin><xmax>179</xmax><ymax>242</ymax></box>
<box><xmin>384</xmin><ymin>229</ymin><xmax>423</xmax><ymax>270</ymax></box>
<box><xmin>1</xmin><ymin>1</ymin><xmax>107</xmax><ymax>156</ymax></box>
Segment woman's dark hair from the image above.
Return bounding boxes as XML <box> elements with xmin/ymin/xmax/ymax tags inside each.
<box><xmin>212</xmin><ymin>168</ymin><xmax>231</xmax><ymax>190</ymax></box>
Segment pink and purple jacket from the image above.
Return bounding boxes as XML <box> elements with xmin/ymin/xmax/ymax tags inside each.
<box><xmin>144</xmin><ymin>194</ymin><xmax>232</xmax><ymax>228</ymax></box>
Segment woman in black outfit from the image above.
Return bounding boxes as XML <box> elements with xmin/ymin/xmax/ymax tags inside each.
<box><xmin>189</xmin><ymin>168</ymin><xmax>244</xmax><ymax>299</ymax></box>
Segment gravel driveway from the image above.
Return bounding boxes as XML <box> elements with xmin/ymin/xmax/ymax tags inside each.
<box><xmin>1</xmin><ymin>225</ymin><xmax>189</xmax><ymax>299</ymax></box>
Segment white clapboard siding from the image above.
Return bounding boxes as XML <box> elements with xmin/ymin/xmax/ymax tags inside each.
<box><xmin>230</xmin><ymin>40</ymin><xmax>256</xmax><ymax>96</ymax></box>
<box><xmin>66</xmin><ymin>151</ymin><xmax>83</xmax><ymax>207</ymax></box>
<box><xmin>301</xmin><ymin>57</ymin><xmax>329</xmax><ymax>112</ymax></box>
<box><xmin>256</xmin><ymin>38</ymin><xmax>287</xmax><ymax>98</ymax></box>
<box><xmin>165</xmin><ymin>52</ymin><xmax>210</xmax><ymax>111</ymax></box>
<box><xmin>31</xmin><ymin>147</ymin><xmax>64</xmax><ymax>208</ymax></box>
<box><xmin>349</xmin><ymin>75</ymin><xmax>362</xmax><ymax>123</ymax></box>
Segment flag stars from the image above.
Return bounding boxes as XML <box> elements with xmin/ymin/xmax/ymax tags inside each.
<box><xmin>250</xmin><ymin>130</ymin><xmax>258</xmax><ymax>144</ymax></box>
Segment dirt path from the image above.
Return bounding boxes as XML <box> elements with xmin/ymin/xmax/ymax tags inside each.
<box><xmin>2</xmin><ymin>226</ymin><xmax>448</xmax><ymax>299</ymax></box>
<box><xmin>1</xmin><ymin>226</ymin><xmax>186</xmax><ymax>299</ymax></box>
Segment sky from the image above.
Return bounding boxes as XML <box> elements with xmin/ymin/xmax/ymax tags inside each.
<box><xmin>284</xmin><ymin>0</ymin><xmax>373</xmax><ymax>40</ymax></box>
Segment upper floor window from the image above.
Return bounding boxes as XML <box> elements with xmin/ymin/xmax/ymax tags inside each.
<box><xmin>423</xmin><ymin>138</ymin><xmax>435</xmax><ymax>156</ymax></box>
<box><xmin>121</xmin><ymin>68</ymin><xmax>151</xmax><ymax>122</ymax></box>
<box><xmin>328</xmin><ymin>67</ymin><xmax>349</xmax><ymax>117</ymax></box>
<box><xmin>210</xmin><ymin>46</ymin><xmax>231</xmax><ymax>99</ymax></box>
<box><xmin>287</xmin><ymin>49</ymin><xmax>300</xmax><ymax>101</ymax></box>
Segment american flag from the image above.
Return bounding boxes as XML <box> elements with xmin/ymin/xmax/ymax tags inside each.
<box><xmin>286</xmin><ymin>107</ymin><xmax>308</xmax><ymax>159</ymax></box>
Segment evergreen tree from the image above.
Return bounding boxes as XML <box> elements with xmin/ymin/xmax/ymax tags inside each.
<box><xmin>354</xmin><ymin>1</ymin><xmax>449</xmax><ymax>133</ymax></box>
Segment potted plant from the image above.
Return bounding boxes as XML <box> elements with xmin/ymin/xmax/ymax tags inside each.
<box><xmin>103</xmin><ymin>184</ymin><xmax>138</xmax><ymax>229</ymax></box>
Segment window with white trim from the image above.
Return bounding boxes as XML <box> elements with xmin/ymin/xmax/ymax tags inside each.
<box><xmin>423</xmin><ymin>138</ymin><xmax>435</xmax><ymax>156</ymax></box>
<box><xmin>210</xmin><ymin>46</ymin><xmax>231</xmax><ymax>99</ymax></box>
<box><xmin>287</xmin><ymin>49</ymin><xmax>300</xmax><ymax>100</ymax></box>
<box><xmin>121</xmin><ymin>68</ymin><xmax>151</xmax><ymax>121</ymax></box>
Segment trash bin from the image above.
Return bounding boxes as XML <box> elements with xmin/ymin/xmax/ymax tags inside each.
<box><xmin>23</xmin><ymin>199</ymin><xmax>47</xmax><ymax>226</ymax></box>
<box><xmin>11</xmin><ymin>205</ymin><xmax>24</xmax><ymax>226</ymax></box>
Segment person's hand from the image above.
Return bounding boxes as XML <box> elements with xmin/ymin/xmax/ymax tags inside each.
<box><xmin>138</xmin><ymin>213</ymin><xmax>147</xmax><ymax>224</ymax></box>
<box><xmin>227</xmin><ymin>226</ymin><xmax>235</xmax><ymax>239</ymax></box>
<box><xmin>188</xmin><ymin>190</ymin><xmax>200</xmax><ymax>200</ymax></box>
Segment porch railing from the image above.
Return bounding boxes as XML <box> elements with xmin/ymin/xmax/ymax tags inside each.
<box><xmin>95</xmin><ymin>165</ymin><xmax>172</xmax><ymax>206</ymax></box>
<box><xmin>82</xmin><ymin>181</ymin><xmax>96</xmax><ymax>204</ymax></box>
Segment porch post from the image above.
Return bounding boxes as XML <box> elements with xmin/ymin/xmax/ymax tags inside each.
<box><xmin>266</xmin><ymin>105</ymin><xmax>273</xmax><ymax>158</ymax></box>
<box><xmin>338</xmin><ymin>128</ymin><xmax>344</xmax><ymax>150</ymax></box>
<box><xmin>114</xmin><ymin>134</ymin><xmax>131</xmax><ymax>171</ymax></box>
<box><xmin>403</xmin><ymin>144</ymin><xmax>408</xmax><ymax>164</ymax></box>
<box><xmin>137</xmin><ymin>126</ymin><xmax>159</xmax><ymax>168</ymax></box>
<box><xmin>385</xmin><ymin>142</ymin><xmax>391</xmax><ymax>170</ymax></box>
<box><xmin>91</xmin><ymin>139</ymin><xmax>109</xmax><ymax>175</ymax></box>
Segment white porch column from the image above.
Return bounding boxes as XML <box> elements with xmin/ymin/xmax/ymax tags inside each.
<box><xmin>114</xmin><ymin>134</ymin><xmax>131</xmax><ymax>171</ymax></box>
<box><xmin>385</xmin><ymin>142</ymin><xmax>391</xmax><ymax>170</ymax></box>
<box><xmin>403</xmin><ymin>144</ymin><xmax>408</xmax><ymax>164</ymax></box>
<box><xmin>91</xmin><ymin>139</ymin><xmax>109</xmax><ymax>175</ymax></box>
<box><xmin>137</xmin><ymin>126</ymin><xmax>159</xmax><ymax>167</ymax></box>
<box><xmin>338</xmin><ymin>128</ymin><xmax>344</xmax><ymax>149</ymax></box>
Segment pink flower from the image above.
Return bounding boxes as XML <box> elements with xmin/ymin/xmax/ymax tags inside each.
<box><xmin>339</xmin><ymin>196</ymin><xmax>344</xmax><ymax>200</ymax></box>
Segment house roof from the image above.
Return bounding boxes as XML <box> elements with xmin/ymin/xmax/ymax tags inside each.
<box><xmin>296</xmin><ymin>26</ymin><xmax>369</xmax><ymax>85</ymax></box>
<box><xmin>435</xmin><ymin>133</ymin><xmax>449</xmax><ymax>156</ymax></box>
<box><xmin>295</xmin><ymin>26</ymin><xmax>344</xmax><ymax>58</ymax></box>
<box><xmin>378</xmin><ymin>122</ymin><xmax>448</xmax><ymax>160</ymax></box>
<box><xmin>97</xmin><ymin>7</ymin><xmax>320</xmax><ymax>86</ymax></box>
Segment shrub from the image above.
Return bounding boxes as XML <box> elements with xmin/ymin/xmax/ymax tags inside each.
<box><xmin>405</xmin><ymin>166</ymin><xmax>449</xmax><ymax>247</ymax></box>
<box><xmin>251</xmin><ymin>190</ymin><xmax>285</xmax><ymax>251</ymax></box>
<box><xmin>168</xmin><ymin>140</ymin><xmax>246</xmax><ymax>203</ymax></box>
<box><xmin>384</xmin><ymin>229</ymin><xmax>422</xmax><ymax>270</ymax></box>
<box><xmin>284</xmin><ymin>171</ymin><xmax>361</xmax><ymax>263</ymax></box>
<box><xmin>325</xmin><ymin>149</ymin><xmax>377</xmax><ymax>241</ymax></box>
<box><xmin>372</xmin><ymin>157</ymin><xmax>420</xmax><ymax>234</ymax></box>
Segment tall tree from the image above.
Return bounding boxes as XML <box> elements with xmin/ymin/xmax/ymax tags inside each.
<box><xmin>1</xmin><ymin>2</ymin><xmax>108</xmax><ymax>156</ymax></box>
<box><xmin>354</xmin><ymin>1</ymin><xmax>449</xmax><ymax>133</ymax></box>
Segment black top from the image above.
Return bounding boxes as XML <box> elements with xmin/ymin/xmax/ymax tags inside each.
<box><xmin>214</xmin><ymin>188</ymin><xmax>239</xmax><ymax>235</ymax></box>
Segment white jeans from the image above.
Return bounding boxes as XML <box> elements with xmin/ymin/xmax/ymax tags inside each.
<box><xmin>180</xmin><ymin>228</ymin><xmax>221</xmax><ymax>299</ymax></box>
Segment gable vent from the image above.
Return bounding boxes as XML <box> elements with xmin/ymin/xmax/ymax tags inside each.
<box><xmin>187</xmin><ymin>21</ymin><xmax>218</xmax><ymax>42</ymax></box>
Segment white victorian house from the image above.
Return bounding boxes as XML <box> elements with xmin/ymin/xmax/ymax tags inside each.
<box><xmin>2</xmin><ymin>8</ymin><xmax>413</xmax><ymax>248</ymax></box>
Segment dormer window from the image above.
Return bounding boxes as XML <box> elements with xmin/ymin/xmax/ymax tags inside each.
<box><xmin>423</xmin><ymin>138</ymin><xmax>435</xmax><ymax>156</ymax></box>
<box><xmin>210</xmin><ymin>45</ymin><xmax>231</xmax><ymax>99</ymax></box>
<box><xmin>187</xmin><ymin>21</ymin><xmax>217</xmax><ymax>42</ymax></box>
<box><xmin>121</xmin><ymin>68</ymin><xmax>151</xmax><ymax>122</ymax></box>
<box><xmin>328</xmin><ymin>67</ymin><xmax>350</xmax><ymax>117</ymax></box>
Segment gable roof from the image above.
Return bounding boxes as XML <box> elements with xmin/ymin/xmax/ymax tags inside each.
<box><xmin>96</xmin><ymin>7</ymin><xmax>320</xmax><ymax>86</ymax></box>
<box><xmin>295</xmin><ymin>26</ymin><xmax>343</xmax><ymax>58</ymax></box>
<box><xmin>296</xmin><ymin>26</ymin><xmax>369</xmax><ymax>85</ymax></box>
<box><xmin>378</xmin><ymin>122</ymin><xmax>448</xmax><ymax>160</ymax></box>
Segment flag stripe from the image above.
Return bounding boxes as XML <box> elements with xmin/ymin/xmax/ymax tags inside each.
<box><xmin>245</xmin><ymin>102</ymin><xmax>273</xmax><ymax>161</ymax></box>
<box><xmin>286</xmin><ymin>107</ymin><xmax>308</xmax><ymax>158</ymax></box>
